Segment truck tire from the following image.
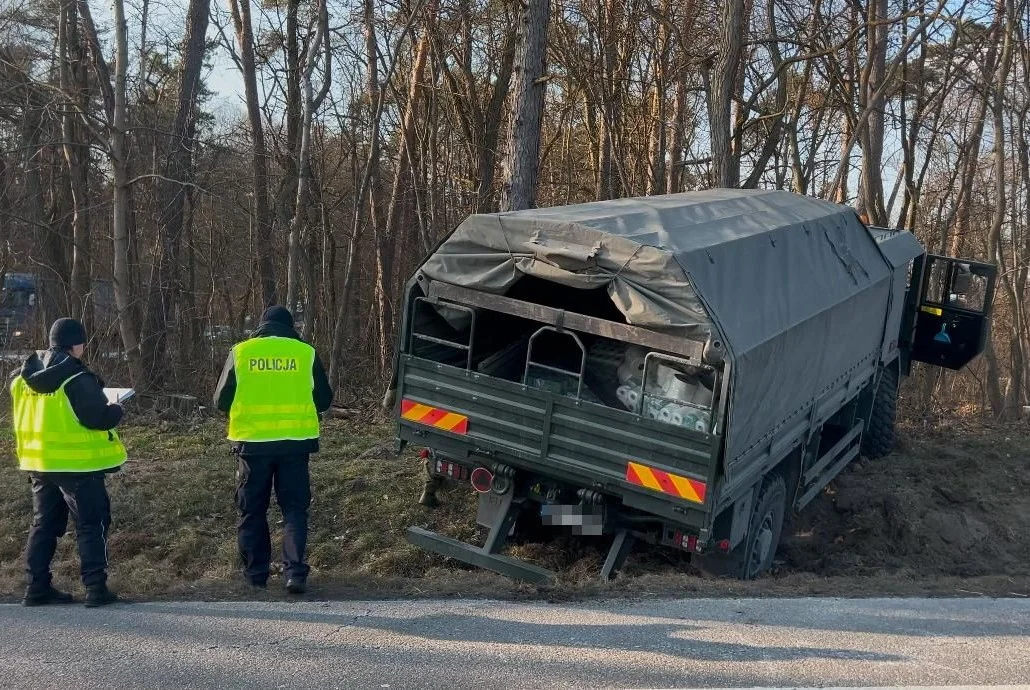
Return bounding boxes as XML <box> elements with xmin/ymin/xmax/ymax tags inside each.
<box><xmin>696</xmin><ymin>475</ymin><xmax>787</xmax><ymax>580</ymax></box>
<box><xmin>861</xmin><ymin>366</ymin><xmax>898</xmax><ymax>459</ymax></box>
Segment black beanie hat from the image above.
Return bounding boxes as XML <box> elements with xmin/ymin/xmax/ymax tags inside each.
<box><xmin>49</xmin><ymin>317</ymin><xmax>87</xmax><ymax>349</ymax></box>
<box><xmin>261</xmin><ymin>305</ymin><xmax>294</xmax><ymax>328</ymax></box>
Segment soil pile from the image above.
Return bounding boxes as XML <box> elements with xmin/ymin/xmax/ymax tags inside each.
<box><xmin>780</xmin><ymin>427</ymin><xmax>1030</xmax><ymax>579</ymax></box>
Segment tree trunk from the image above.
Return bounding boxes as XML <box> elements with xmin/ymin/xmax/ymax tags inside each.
<box><xmin>856</xmin><ymin>0</ymin><xmax>889</xmax><ymax>225</ymax></box>
<box><xmin>379</xmin><ymin>10</ymin><xmax>433</xmax><ymax>371</ymax></box>
<box><xmin>111</xmin><ymin>0</ymin><xmax>142</xmax><ymax>384</ymax></box>
<box><xmin>144</xmin><ymin>0</ymin><xmax>211</xmax><ymax>389</ymax></box>
<box><xmin>666</xmin><ymin>0</ymin><xmax>696</xmax><ymax>194</ymax></box>
<box><xmin>331</xmin><ymin>0</ymin><xmax>383</xmax><ymax>384</ymax></box>
<box><xmin>500</xmin><ymin>0</ymin><xmax>551</xmax><ymax>212</ymax></box>
<box><xmin>229</xmin><ymin>0</ymin><xmax>277</xmax><ymax>308</ymax></box>
<box><xmin>706</xmin><ymin>0</ymin><xmax>745</xmax><ymax>188</ymax></box>
<box><xmin>79</xmin><ymin>0</ymin><xmax>144</xmax><ymax>383</ymax></box>
<box><xmin>596</xmin><ymin>0</ymin><xmax>622</xmax><ymax>200</ymax></box>
<box><xmin>984</xmin><ymin>0</ymin><xmax>1016</xmax><ymax>417</ymax></box>
<box><xmin>476</xmin><ymin>30</ymin><xmax>516</xmax><ymax>212</ymax></box>
<box><xmin>59</xmin><ymin>0</ymin><xmax>91</xmax><ymax>317</ymax></box>
<box><xmin>287</xmin><ymin>0</ymin><xmax>330</xmax><ymax>322</ymax></box>
<box><xmin>834</xmin><ymin>114</ymin><xmax>852</xmax><ymax>203</ymax></box>
<box><xmin>278</xmin><ymin>0</ymin><xmax>301</xmax><ymax>309</ymax></box>
<box><xmin>742</xmin><ymin>0</ymin><xmax>787</xmax><ymax>189</ymax></box>
<box><xmin>667</xmin><ymin>77</ymin><xmax>689</xmax><ymax>193</ymax></box>
<box><xmin>645</xmin><ymin>0</ymin><xmax>671</xmax><ymax>196</ymax></box>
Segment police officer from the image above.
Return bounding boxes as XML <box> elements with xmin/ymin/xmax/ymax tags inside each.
<box><xmin>213</xmin><ymin>306</ymin><xmax>333</xmax><ymax>593</ymax></box>
<box><xmin>9</xmin><ymin>318</ymin><xmax>124</xmax><ymax>608</ymax></box>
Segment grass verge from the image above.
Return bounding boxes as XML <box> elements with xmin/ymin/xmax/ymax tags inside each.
<box><xmin>1</xmin><ymin>418</ymin><xmax>1028</xmax><ymax>602</ymax></box>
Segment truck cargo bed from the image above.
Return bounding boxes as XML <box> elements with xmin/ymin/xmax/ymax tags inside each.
<box><xmin>398</xmin><ymin>355</ymin><xmax>719</xmax><ymax>530</ymax></box>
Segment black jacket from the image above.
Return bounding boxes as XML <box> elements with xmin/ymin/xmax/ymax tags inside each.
<box><xmin>11</xmin><ymin>349</ymin><xmax>124</xmax><ymax>432</ymax></box>
<box><xmin>213</xmin><ymin>321</ymin><xmax>333</xmax><ymax>455</ymax></box>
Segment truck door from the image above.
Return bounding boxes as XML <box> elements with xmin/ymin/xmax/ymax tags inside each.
<box><xmin>908</xmin><ymin>255</ymin><xmax>996</xmax><ymax>370</ymax></box>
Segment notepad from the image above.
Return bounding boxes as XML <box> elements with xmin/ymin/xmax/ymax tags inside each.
<box><xmin>103</xmin><ymin>388</ymin><xmax>135</xmax><ymax>404</ymax></box>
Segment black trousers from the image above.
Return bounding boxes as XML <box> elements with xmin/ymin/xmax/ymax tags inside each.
<box><xmin>235</xmin><ymin>454</ymin><xmax>311</xmax><ymax>583</ymax></box>
<box><xmin>25</xmin><ymin>471</ymin><xmax>112</xmax><ymax>588</ymax></box>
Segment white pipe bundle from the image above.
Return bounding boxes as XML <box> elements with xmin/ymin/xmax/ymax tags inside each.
<box><xmin>616</xmin><ymin>385</ymin><xmax>642</xmax><ymax>413</ymax></box>
<box><xmin>626</xmin><ymin>389</ymin><xmax>640</xmax><ymax>410</ymax></box>
<box><xmin>617</xmin><ymin>347</ymin><xmax>647</xmax><ymax>387</ymax></box>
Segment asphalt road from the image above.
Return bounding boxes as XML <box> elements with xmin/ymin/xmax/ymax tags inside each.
<box><xmin>1</xmin><ymin>597</ymin><xmax>1028</xmax><ymax>689</ymax></box>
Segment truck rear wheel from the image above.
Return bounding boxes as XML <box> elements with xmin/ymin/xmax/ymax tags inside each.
<box><xmin>861</xmin><ymin>365</ymin><xmax>898</xmax><ymax>459</ymax></box>
<box><xmin>696</xmin><ymin>475</ymin><xmax>787</xmax><ymax>580</ymax></box>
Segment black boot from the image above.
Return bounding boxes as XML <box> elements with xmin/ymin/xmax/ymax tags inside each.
<box><xmin>286</xmin><ymin>577</ymin><xmax>307</xmax><ymax>595</ymax></box>
<box><xmin>84</xmin><ymin>584</ymin><xmax>118</xmax><ymax>608</ymax></box>
<box><xmin>23</xmin><ymin>584</ymin><xmax>74</xmax><ymax>607</ymax></box>
<box><xmin>244</xmin><ymin>572</ymin><xmax>268</xmax><ymax>590</ymax></box>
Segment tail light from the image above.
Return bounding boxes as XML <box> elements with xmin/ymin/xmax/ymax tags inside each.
<box><xmin>671</xmin><ymin>530</ymin><xmax>701</xmax><ymax>553</ymax></box>
<box><xmin>433</xmin><ymin>458</ymin><xmax>468</xmax><ymax>480</ymax></box>
<box><xmin>470</xmin><ymin>467</ymin><xmax>494</xmax><ymax>493</ymax></box>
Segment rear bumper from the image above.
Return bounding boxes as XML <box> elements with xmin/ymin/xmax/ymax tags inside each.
<box><xmin>401</xmin><ymin>424</ymin><xmax>713</xmax><ymax>534</ymax></box>
<box><xmin>406</xmin><ymin>527</ymin><xmax>556</xmax><ymax>586</ymax></box>
<box><xmin>397</xmin><ymin>356</ymin><xmax>717</xmax><ymax>529</ymax></box>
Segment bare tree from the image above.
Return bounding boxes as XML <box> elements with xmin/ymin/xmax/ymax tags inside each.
<box><xmin>286</xmin><ymin>0</ymin><xmax>330</xmax><ymax>323</ymax></box>
<box><xmin>143</xmin><ymin>0</ymin><xmax>212</xmax><ymax>388</ymax></box>
<box><xmin>500</xmin><ymin>0</ymin><xmax>551</xmax><ymax>211</ymax></box>
<box><xmin>79</xmin><ymin>0</ymin><xmax>145</xmax><ymax>385</ymax></box>
<box><xmin>855</xmin><ymin>0</ymin><xmax>889</xmax><ymax>224</ymax></box>
<box><xmin>377</xmin><ymin>3</ymin><xmax>434</xmax><ymax>370</ymax></box>
<box><xmin>228</xmin><ymin>0</ymin><xmax>277</xmax><ymax>307</ymax></box>
<box><xmin>983</xmin><ymin>0</ymin><xmax>1018</xmax><ymax>417</ymax></box>
<box><xmin>58</xmin><ymin>0</ymin><xmax>90</xmax><ymax>317</ymax></box>
<box><xmin>705</xmin><ymin>0</ymin><xmax>745</xmax><ymax>188</ymax></box>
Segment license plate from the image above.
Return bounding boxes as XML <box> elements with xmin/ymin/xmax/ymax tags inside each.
<box><xmin>540</xmin><ymin>504</ymin><xmax>604</xmax><ymax>536</ymax></box>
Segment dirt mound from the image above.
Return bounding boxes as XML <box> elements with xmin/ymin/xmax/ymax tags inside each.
<box><xmin>427</xmin><ymin>425</ymin><xmax>1030</xmax><ymax>591</ymax></box>
<box><xmin>780</xmin><ymin>427</ymin><xmax>1030</xmax><ymax>579</ymax></box>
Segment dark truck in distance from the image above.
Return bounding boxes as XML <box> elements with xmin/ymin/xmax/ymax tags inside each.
<box><xmin>1</xmin><ymin>273</ymin><xmax>117</xmax><ymax>351</ymax></box>
<box><xmin>0</xmin><ymin>272</ymin><xmax>37</xmax><ymax>349</ymax></box>
<box><xmin>390</xmin><ymin>190</ymin><xmax>996</xmax><ymax>584</ymax></box>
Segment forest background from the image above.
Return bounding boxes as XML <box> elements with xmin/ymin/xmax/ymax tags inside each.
<box><xmin>1</xmin><ymin>0</ymin><xmax>1028</xmax><ymax>421</ymax></box>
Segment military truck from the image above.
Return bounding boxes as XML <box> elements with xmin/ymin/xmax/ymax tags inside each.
<box><xmin>0</xmin><ymin>273</ymin><xmax>117</xmax><ymax>351</ymax></box>
<box><xmin>390</xmin><ymin>190</ymin><xmax>995</xmax><ymax>584</ymax></box>
<box><xmin>0</xmin><ymin>273</ymin><xmax>37</xmax><ymax>349</ymax></box>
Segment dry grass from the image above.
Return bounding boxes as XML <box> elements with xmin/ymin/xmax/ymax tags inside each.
<box><xmin>1</xmin><ymin>416</ymin><xmax>1029</xmax><ymax>602</ymax></box>
<box><xmin>0</xmin><ymin>417</ymin><xmax>495</xmax><ymax>601</ymax></box>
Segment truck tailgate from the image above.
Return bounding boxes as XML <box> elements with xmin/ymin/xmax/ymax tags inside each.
<box><xmin>398</xmin><ymin>356</ymin><xmax>717</xmax><ymax>529</ymax></box>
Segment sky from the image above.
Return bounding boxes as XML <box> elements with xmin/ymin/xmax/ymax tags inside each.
<box><xmin>92</xmin><ymin>0</ymin><xmax>246</xmax><ymax>113</ymax></box>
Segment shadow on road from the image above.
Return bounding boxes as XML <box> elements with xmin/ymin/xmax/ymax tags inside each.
<box><xmin>140</xmin><ymin>603</ymin><xmax>903</xmax><ymax>663</ymax></box>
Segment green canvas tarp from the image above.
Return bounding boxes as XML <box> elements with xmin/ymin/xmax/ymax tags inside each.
<box><xmin>419</xmin><ymin>189</ymin><xmax>912</xmax><ymax>476</ymax></box>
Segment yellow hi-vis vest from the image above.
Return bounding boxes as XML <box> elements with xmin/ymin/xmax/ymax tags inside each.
<box><xmin>10</xmin><ymin>372</ymin><xmax>127</xmax><ymax>473</ymax></box>
<box><xmin>227</xmin><ymin>336</ymin><xmax>319</xmax><ymax>442</ymax></box>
